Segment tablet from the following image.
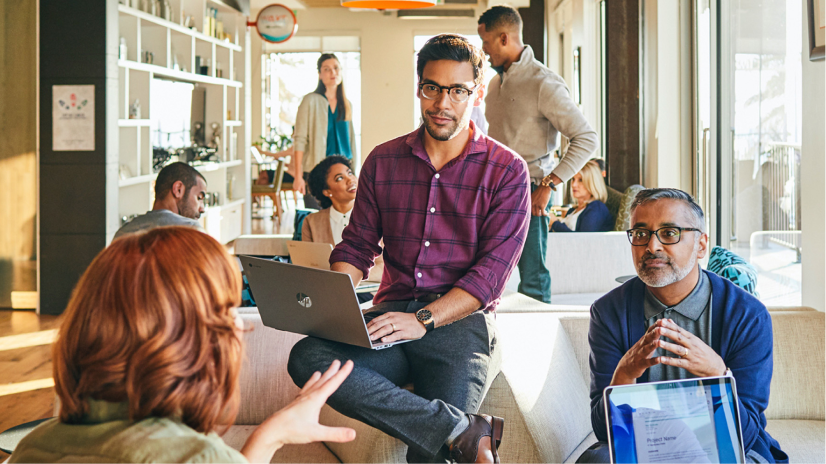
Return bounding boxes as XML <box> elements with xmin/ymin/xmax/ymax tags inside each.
<box><xmin>604</xmin><ymin>375</ymin><xmax>746</xmax><ymax>464</ymax></box>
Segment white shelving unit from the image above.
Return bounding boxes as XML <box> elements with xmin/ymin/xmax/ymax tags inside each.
<box><xmin>116</xmin><ymin>0</ymin><xmax>249</xmax><ymax>244</ymax></box>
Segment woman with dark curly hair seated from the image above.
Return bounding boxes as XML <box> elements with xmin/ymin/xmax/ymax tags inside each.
<box><xmin>303</xmin><ymin>156</ymin><xmax>383</xmax><ymax>291</ymax></box>
<box><xmin>10</xmin><ymin>227</ymin><xmax>355</xmax><ymax>463</ymax></box>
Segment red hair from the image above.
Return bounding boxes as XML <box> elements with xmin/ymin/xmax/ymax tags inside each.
<box><xmin>53</xmin><ymin>227</ymin><xmax>242</xmax><ymax>433</ymax></box>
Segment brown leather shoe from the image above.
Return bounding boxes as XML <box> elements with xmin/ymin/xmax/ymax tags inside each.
<box><xmin>448</xmin><ymin>414</ymin><xmax>504</xmax><ymax>463</ymax></box>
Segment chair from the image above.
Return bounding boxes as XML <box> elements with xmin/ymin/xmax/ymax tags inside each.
<box><xmin>250</xmin><ymin>146</ymin><xmax>295</xmax><ymax>224</ymax></box>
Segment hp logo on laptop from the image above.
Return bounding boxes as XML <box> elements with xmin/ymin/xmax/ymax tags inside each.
<box><xmin>296</xmin><ymin>293</ymin><xmax>312</xmax><ymax>308</ymax></box>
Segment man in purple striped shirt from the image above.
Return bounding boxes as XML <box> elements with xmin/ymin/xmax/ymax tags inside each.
<box><xmin>288</xmin><ymin>35</ymin><xmax>530</xmax><ymax>463</ymax></box>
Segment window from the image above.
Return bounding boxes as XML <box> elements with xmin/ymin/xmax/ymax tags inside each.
<box><xmin>261</xmin><ymin>37</ymin><xmax>361</xmax><ymax>164</ymax></box>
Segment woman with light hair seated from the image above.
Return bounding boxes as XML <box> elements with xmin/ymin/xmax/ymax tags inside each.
<box><xmin>11</xmin><ymin>227</ymin><xmax>355</xmax><ymax>463</ymax></box>
<box><xmin>550</xmin><ymin>160</ymin><xmax>614</xmax><ymax>232</ymax></box>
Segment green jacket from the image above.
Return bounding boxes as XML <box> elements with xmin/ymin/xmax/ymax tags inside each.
<box><xmin>10</xmin><ymin>399</ymin><xmax>247</xmax><ymax>463</ymax></box>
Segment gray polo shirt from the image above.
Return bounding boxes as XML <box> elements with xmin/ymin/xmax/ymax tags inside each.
<box><xmin>644</xmin><ymin>270</ymin><xmax>712</xmax><ymax>382</ymax></box>
<box><xmin>113</xmin><ymin>209</ymin><xmax>203</xmax><ymax>240</ymax></box>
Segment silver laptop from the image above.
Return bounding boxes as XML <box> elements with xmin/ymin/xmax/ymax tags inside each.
<box><xmin>239</xmin><ymin>256</ymin><xmax>407</xmax><ymax>350</ymax></box>
<box><xmin>288</xmin><ymin>241</ymin><xmax>334</xmax><ymax>270</ymax></box>
<box><xmin>604</xmin><ymin>375</ymin><xmax>746</xmax><ymax>463</ymax></box>
<box><xmin>287</xmin><ymin>240</ymin><xmax>380</xmax><ymax>292</ymax></box>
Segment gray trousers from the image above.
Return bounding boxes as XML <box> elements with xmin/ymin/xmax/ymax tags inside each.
<box><xmin>287</xmin><ymin>300</ymin><xmax>501</xmax><ymax>463</ymax></box>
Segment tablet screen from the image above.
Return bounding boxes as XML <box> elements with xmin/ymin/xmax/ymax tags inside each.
<box><xmin>605</xmin><ymin>377</ymin><xmax>744</xmax><ymax>464</ymax></box>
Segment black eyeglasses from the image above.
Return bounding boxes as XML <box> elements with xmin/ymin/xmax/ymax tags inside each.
<box><xmin>418</xmin><ymin>83</ymin><xmax>477</xmax><ymax>103</ymax></box>
<box><xmin>626</xmin><ymin>227</ymin><xmax>703</xmax><ymax>246</ymax></box>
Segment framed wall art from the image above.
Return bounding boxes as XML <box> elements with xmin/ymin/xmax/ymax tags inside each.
<box><xmin>808</xmin><ymin>0</ymin><xmax>825</xmax><ymax>60</ymax></box>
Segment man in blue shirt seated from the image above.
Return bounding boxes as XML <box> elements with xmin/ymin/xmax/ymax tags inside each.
<box><xmin>578</xmin><ymin>188</ymin><xmax>787</xmax><ymax>463</ymax></box>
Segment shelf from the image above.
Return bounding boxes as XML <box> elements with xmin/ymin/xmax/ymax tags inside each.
<box><xmin>118</xmin><ymin>119</ymin><xmax>150</xmax><ymax>127</ymax></box>
<box><xmin>208</xmin><ymin>198</ymin><xmax>246</xmax><ymax>212</ymax></box>
<box><xmin>207</xmin><ymin>0</ymin><xmax>243</xmax><ymax>14</ymax></box>
<box><xmin>193</xmin><ymin>159</ymin><xmax>243</xmax><ymax>173</ymax></box>
<box><xmin>119</xmin><ymin>173</ymin><xmax>156</xmax><ymax>187</ymax></box>
<box><xmin>225</xmin><ymin>120</ymin><xmax>242</xmax><ymax>127</ymax></box>
<box><xmin>119</xmin><ymin>161</ymin><xmax>243</xmax><ymax>187</ymax></box>
<box><xmin>119</xmin><ymin>59</ymin><xmax>242</xmax><ymax>88</ymax></box>
<box><xmin>118</xmin><ymin>4</ymin><xmax>242</xmax><ymax>51</ymax></box>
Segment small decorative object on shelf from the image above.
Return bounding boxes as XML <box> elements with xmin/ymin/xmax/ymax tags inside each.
<box><xmin>119</xmin><ymin>164</ymin><xmax>133</xmax><ymax>180</ymax></box>
<box><xmin>119</xmin><ymin>37</ymin><xmax>127</xmax><ymax>60</ymax></box>
<box><xmin>129</xmin><ymin>99</ymin><xmax>141</xmax><ymax>119</ymax></box>
<box><xmin>209</xmin><ymin>122</ymin><xmax>221</xmax><ymax>150</ymax></box>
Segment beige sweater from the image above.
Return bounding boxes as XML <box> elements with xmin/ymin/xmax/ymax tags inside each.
<box><xmin>485</xmin><ymin>46</ymin><xmax>598</xmax><ymax>182</ymax></box>
<box><xmin>293</xmin><ymin>92</ymin><xmax>357</xmax><ymax>173</ymax></box>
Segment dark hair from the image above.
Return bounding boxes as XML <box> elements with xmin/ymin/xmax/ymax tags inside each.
<box><xmin>630</xmin><ymin>188</ymin><xmax>706</xmax><ymax>232</ymax></box>
<box><xmin>416</xmin><ymin>34</ymin><xmax>486</xmax><ymax>87</ymax></box>
<box><xmin>154</xmin><ymin>162</ymin><xmax>206</xmax><ymax>199</ymax></box>
<box><xmin>590</xmin><ymin>158</ymin><xmax>605</xmax><ymax>172</ymax></box>
<box><xmin>478</xmin><ymin>5</ymin><xmax>523</xmax><ymax>32</ymax></box>
<box><xmin>314</xmin><ymin>53</ymin><xmax>350</xmax><ymax>122</ymax></box>
<box><xmin>308</xmin><ymin>155</ymin><xmax>352</xmax><ymax>209</ymax></box>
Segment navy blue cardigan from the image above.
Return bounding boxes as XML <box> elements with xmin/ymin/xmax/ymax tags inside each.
<box><xmin>588</xmin><ymin>270</ymin><xmax>787</xmax><ymax>463</ymax></box>
<box><xmin>551</xmin><ymin>200</ymin><xmax>614</xmax><ymax>232</ymax></box>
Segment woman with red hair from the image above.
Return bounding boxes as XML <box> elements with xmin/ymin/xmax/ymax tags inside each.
<box><xmin>11</xmin><ymin>227</ymin><xmax>355</xmax><ymax>463</ymax></box>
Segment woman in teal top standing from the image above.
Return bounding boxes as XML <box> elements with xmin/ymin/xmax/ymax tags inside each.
<box><xmin>292</xmin><ymin>53</ymin><xmax>357</xmax><ymax>209</ymax></box>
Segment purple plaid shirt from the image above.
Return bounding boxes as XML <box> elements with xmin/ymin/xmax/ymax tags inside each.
<box><xmin>330</xmin><ymin>122</ymin><xmax>530</xmax><ymax>311</ymax></box>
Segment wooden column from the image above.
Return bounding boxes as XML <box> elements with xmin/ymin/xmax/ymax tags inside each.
<box><xmin>605</xmin><ymin>0</ymin><xmax>641</xmax><ymax>191</ymax></box>
<box><xmin>0</xmin><ymin>0</ymin><xmax>37</xmax><ymax>309</ymax></box>
<box><xmin>39</xmin><ymin>0</ymin><xmax>119</xmax><ymax>314</ymax></box>
<box><xmin>519</xmin><ymin>0</ymin><xmax>546</xmax><ymax>65</ymax></box>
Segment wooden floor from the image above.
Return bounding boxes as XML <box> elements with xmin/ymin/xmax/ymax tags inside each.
<box><xmin>0</xmin><ymin>309</ymin><xmax>63</xmax><ymax>460</ymax></box>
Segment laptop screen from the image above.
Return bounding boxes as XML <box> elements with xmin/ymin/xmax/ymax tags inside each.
<box><xmin>605</xmin><ymin>376</ymin><xmax>745</xmax><ymax>464</ymax></box>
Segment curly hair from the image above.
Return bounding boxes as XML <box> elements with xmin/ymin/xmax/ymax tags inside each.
<box><xmin>53</xmin><ymin>227</ymin><xmax>243</xmax><ymax>434</ymax></box>
<box><xmin>308</xmin><ymin>155</ymin><xmax>352</xmax><ymax>210</ymax></box>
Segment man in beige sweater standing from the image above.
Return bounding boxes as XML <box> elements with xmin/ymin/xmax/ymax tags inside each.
<box><xmin>479</xmin><ymin>6</ymin><xmax>598</xmax><ymax>303</ymax></box>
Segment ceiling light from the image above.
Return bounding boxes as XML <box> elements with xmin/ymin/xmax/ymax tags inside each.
<box><xmin>340</xmin><ymin>0</ymin><xmax>436</xmax><ymax>9</ymax></box>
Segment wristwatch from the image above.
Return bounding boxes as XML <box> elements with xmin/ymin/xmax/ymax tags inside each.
<box><xmin>540</xmin><ymin>174</ymin><xmax>556</xmax><ymax>190</ymax></box>
<box><xmin>415</xmin><ymin>309</ymin><xmax>435</xmax><ymax>333</ymax></box>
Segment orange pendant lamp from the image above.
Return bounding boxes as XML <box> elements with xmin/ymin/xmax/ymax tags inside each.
<box><xmin>340</xmin><ymin>0</ymin><xmax>435</xmax><ymax>9</ymax></box>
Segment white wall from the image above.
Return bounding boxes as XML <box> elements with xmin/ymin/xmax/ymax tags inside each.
<box><xmin>801</xmin><ymin>0</ymin><xmax>826</xmax><ymax>311</ymax></box>
<box><xmin>250</xmin><ymin>8</ymin><xmax>480</xmax><ymax>161</ymax></box>
<box><xmin>547</xmin><ymin>0</ymin><xmax>601</xmax><ymax>159</ymax></box>
<box><xmin>640</xmin><ymin>0</ymin><xmax>687</xmax><ymax>190</ymax></box>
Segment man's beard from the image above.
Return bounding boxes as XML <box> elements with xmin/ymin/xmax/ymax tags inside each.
<box><xmin>177</xmin><ymin>199</ymin><xmax>201</xmax><ymax>220</ymax></box>
<box><xmin>422</xmin><ymin>107</ymin><xmax>472</xmax><ymax>142</ymax></box>
<box><xmin>636</xmin><ymin>241</ymin><xmax>699</xmax><ymax>288</ymax></box>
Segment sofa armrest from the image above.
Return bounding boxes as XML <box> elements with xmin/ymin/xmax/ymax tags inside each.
<box><xmin>547</xmin><ymin>232</ymin><xmax>637</xmax><ymax>295</ymax></box>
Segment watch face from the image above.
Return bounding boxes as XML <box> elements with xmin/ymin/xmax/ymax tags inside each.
<box><xmin>416</xmin><ymin>309</ymin><xmax>433</xmax><ymax>322</ymax></box>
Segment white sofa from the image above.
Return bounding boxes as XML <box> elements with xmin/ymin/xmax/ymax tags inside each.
<box><xmin>224</xmin><ymin>302</ymin><xmax>824</xmax><ymax>463</ymax></box>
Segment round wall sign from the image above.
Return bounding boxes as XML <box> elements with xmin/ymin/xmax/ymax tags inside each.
<box><xmin>251</xmin><ymin>4</ymin><xmax>297</xmax><ymax>43</ymax></box>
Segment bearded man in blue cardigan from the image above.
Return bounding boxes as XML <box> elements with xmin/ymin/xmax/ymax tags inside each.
<box><xmin>577</xmin><ymin>188</ymin><xmax>787</xmax><ymax>463</ymax></box>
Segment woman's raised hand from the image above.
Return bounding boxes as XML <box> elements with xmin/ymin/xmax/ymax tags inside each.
<box><xmin>240</xmin><ymin>360</ymin><xmax>356</xmax><ymax>463</ymax></box>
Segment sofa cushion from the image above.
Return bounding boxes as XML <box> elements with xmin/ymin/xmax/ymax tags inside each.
<box><xmin>497</xmin><ymin>290</ymin><xmax>590</xmax><ymax>313</ymax></box>
<box><xmin>707</xmin><ymin>246</ymin><xmax>759</xmax><ymax>296</ymax></box>
<box><xmin>765</xmin><ymin>419</ymin><xmax>825</xmax><ymax>463</ymax></box>
<box><xmin>546</xmin><ymin>232</ymin><xmax>635</xmax><ymax>295</ymax></box>
<box><xmin>613</xmin><ymin>184</ymin><xmax>645</xmax><ymax>231</ymax></box>
<box><xmin>317</xmin><ymin>313</ymin><xmax>593</xmax><ymax>463</ymax></box>
<box><xmin>766</xmin><ymin>311</ymin><xmax>825</xmax><ymax>421</ymax></box>
<box><xmin>236</xmin><ymin>308</ymin><xmax>305</xmax><ymax>425</ymax></box>
<box><xmin>222</xmin><ymin>425</ymin><xmax>340</xmax><ymax>463</ymax></box>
